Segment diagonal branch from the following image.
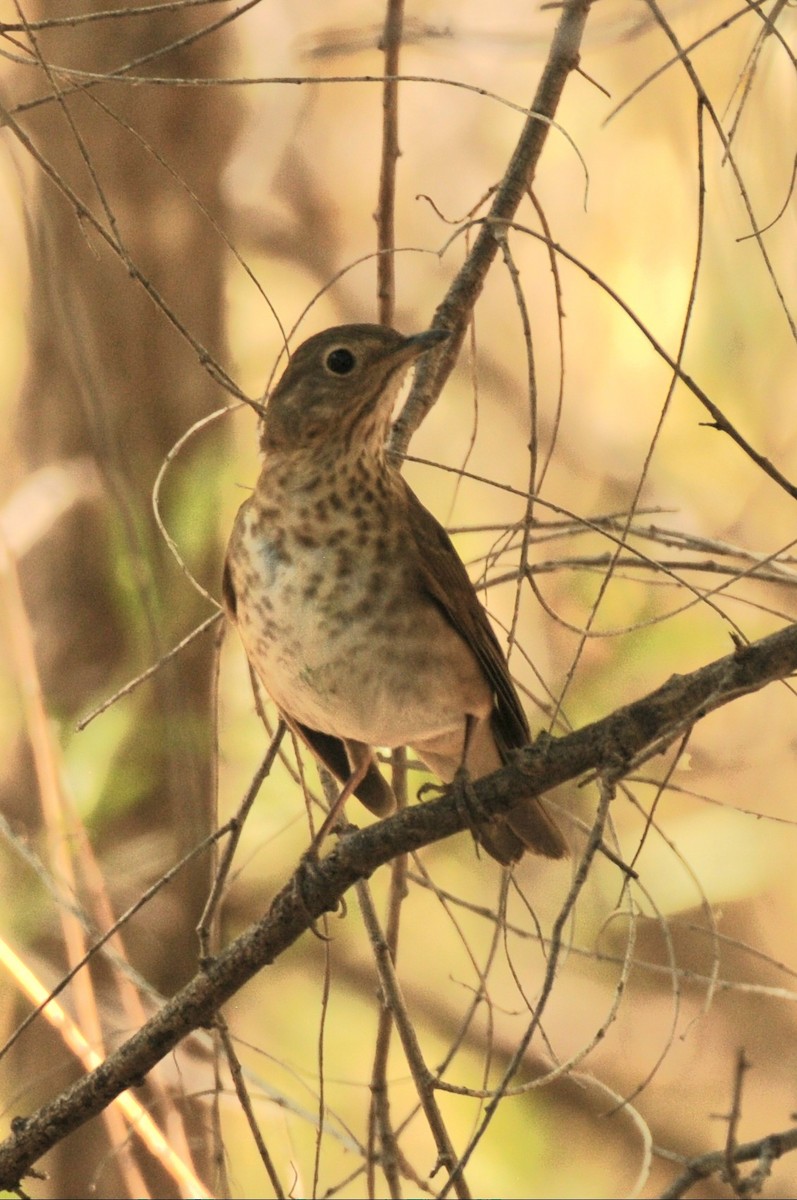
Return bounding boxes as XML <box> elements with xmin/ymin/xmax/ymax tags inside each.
<box><xmin>1</xmin><ymin>619</ymin><xmax>797</xmax><ymax>1190</ymax></box>
<box><xmin>389</xmin><ymin>0</ymin><xmax>592</xmax><ymax>458</ymax></box>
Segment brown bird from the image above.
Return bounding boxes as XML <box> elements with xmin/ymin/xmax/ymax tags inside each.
<box><xmin>223</xmin><ymin>324</ymin><xmax>567</xmax><ymax>865</ymax></box>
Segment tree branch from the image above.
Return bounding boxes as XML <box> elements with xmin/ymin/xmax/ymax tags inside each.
<box><xmin>389</xmin><ymin>0</ymin><xmax>592</xmax><ymax>458</ymax></box>
<box><xmin>1</xmin><ymin>620</ymin><xmax>797</xmax><ymax>1190</ymax></box>
<box><xmin>658</xmin><ymin>1126</ymin><xmax>797</xmax><ymax>1199</ymax></box>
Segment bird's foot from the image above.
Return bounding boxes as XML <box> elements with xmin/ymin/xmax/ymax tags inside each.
<box><xmin>449</xmin><ymin>764</ymin><xmax>491</xmax><ymax>852</ymax></box>
<box><xmin>417</xmin><ymin>779</ymin><xmax>447</xmax><ymax>802</ymax></box>
<box><xmin>290</xmin><ymin>852</ymin><xmax>336</xmax><ymax>939</ymax></box>
<box><xmin>418</xmin><ymin>768</ymin><xmax>488</xmax><ymax>835</ymax></box>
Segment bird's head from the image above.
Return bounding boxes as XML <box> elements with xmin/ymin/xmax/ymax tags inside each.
<box><xmin>259</xmin><ymin>323</ymin><xmax>449</xmax><ymax>456</ymax></box>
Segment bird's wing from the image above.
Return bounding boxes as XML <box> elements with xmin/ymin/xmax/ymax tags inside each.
<box><xmin>403</xmin><ymin>482</ymin><xmax>568</xmax><ymax>861</ymax></box>
<box><xmin>401</xmin><ymin>480</ymin><xmax>530</xmax><ymax>752</ymax></box>
<box><xmin>289</xmin><ymin>722</ymin><xmax>396</xmax><ymax>817</ymax></box>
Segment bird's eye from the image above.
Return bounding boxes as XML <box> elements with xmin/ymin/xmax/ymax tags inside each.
<box><xmin>325</xmin><ymin>347</ymin><xmax>356</xmax><ymax>376</ymax></box>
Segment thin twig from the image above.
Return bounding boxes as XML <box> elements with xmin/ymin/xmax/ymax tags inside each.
<box><xmin>480</xmin><ymin>218</ymin><xmax>797</xmax><ymax>502</ymax></box>
<box><xmin>0</xmin><ymin>825</ymin><xmax>232</xmax><ymax>1064</ymax></box>
<box><xmin>377</xmin><ymin>0</ymin><xmax>404</xmax><ymax>328</ymax></box>
<box><xmin>367</xmin><ymin>745</ymin><xmax>408</xmax><ymax>1199</ymax></box>
<box><xmin>491</xmin><ymin>226</ymin><xmax>537</xmax><ymax>665</ymax></box>
<box><xmin>76</xmin><ymin>612</ymin><xmax>223</xmax><ymax>730</ymax></box>
<box><xmin>217</xmin><ymin>1019</ymin><xmax>287</xmax><ymax>1199</ymax></box>
<box><xmin>440</xmin><ymin>775</ymin><xmax>615</xmax><ymax>1196</ymax></box>
<box><xmin>642</xmin><ymin>0</ymin><xmax>796</xmax><ymax>342</ymax></box>
<box><xmin>357</xmin><ymin>878</ymin><xmax>471</xmax><ymax>1199</ymax></box>
<box><xmin>724</xmin><ymin>1048</ymin><xmax>751</xmax><ymax>1197</ymax></box>
<box><xmin>197</xmin><ymin>725</ymin><xmax>286</xmax><ymax>960</ymax></box>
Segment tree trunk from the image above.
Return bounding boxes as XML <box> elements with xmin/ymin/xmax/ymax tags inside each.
<box><xmin>8</xmin><ymin>3</ymin><xmax>239</xmax><ymax>1192</ymax></box>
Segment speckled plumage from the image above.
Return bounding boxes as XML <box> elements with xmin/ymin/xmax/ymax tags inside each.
<box><xmin>223</xmin><ymin>324</ymin><xmax>567</xmax><ymax>864</ymax></box>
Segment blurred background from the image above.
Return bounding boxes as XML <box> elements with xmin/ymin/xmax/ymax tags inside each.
<box><xmin>1</xmin><ymin>1</ymin><xmax>796</xmax><ymax>1196</ymax></box>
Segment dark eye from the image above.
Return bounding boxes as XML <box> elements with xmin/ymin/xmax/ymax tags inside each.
<box><xmin>325</xmin><ymin>347</ymin><xmax>356</xmax><ymax>375</ymax></box>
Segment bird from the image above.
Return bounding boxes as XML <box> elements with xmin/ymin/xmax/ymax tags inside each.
<box><xmin>222</xmin><ymin>323</ymin><xmax>567</xmax><ymax>865</ymax></box>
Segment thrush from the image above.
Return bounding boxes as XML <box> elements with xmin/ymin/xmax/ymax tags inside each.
<box><xmin>222</xmin><ymin>323</ymin><xmax>567</xmax><ymax>865</ymax></box>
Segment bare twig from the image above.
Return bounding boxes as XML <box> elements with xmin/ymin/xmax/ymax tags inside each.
<box><xmin>197</xmin><ymin>726</ymin><xmax>286</xmax><ymax>959</ymax></box>
<box><xmin>642</xmin><ymin>0</ymin><xmax>796</xmax><ymax>343</ymax></box>
<box><xmin>377</xmin><ymin>0</ymin><xmax>404</xmax><ymax>328</ymax></box>
<box><xmin>216</xmin><ymin>1019</ymin><xmax>286</xmax><ymax>1199</ymax></box>
<box><xmin>488</xmin><ymin>218</ymin><xmax>797</xmax><ymax>502</ymax></box>
<box><xmin>441</xmin><ymin>775</ymin><xmax>616</xmax><ymax>1195</ymax></box>
<box><xmin>724</xmin><ymin>1049</ymin><xmax>752</xmax><ymax>1197</ymax></box>
<box><xmin>76</xmin><ymin>612</ymin><xmax>224</xmax><ymax>730</ymax></box>
<box><xmin>357</xmin><ymin>878</ymin><xmax>470</xmax><ymax>1199</ymax></box>
<box><xmin>367</xmin><ymin>747</ymin><xmax>409</xmax><ymax>1199</ymax></box>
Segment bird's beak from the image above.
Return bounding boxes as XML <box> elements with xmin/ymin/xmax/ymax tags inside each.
<box><xmin>401</xmin><ymin>328</ymin><xmax>451</xmax><ymax>359</ymax></box>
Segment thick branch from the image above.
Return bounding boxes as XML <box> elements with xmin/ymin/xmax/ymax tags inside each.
<box><xmin>1</xmin><ymin>620</ymin><xmax>797</xmax><ymax>1189</ymax></box>
<box><xmin>389</xmin><ymin>0</ymin><xmax>591</xmax><ymax>457</ymax></box>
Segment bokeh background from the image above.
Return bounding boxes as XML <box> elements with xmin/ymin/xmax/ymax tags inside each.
<box><xmin>1</xmin><ymin>1</ymin><xmax>796</xmax><ymax>1196</ymax></box>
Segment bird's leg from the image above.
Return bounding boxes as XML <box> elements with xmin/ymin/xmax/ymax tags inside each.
<box><xmin>450</xmin><ymin>715</ymin><xmax>491</xmax><ymax>848</ymax></box>
<box><xmin>416</xmin><ymin>716</ymin><xmax>479</xmax><ymax>800</ymax></box>
<box><xmin>455</xmin><ymin>713</ymin><xmax>478</xmax><ymax>779</ymax></box>
<box><xmin>306</xmin><ymin>747</ymin><xmax>372</xmax><ymax>855</ymax></box>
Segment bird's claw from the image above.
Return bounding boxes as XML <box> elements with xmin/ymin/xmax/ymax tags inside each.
<box><xmin>450</xmin><ymin>765</ymin><xmax>490</xmax><ymax>846</ymax></box>
<box><xmin>291</xmin><ymin>853</ymin><xmax>334</xmax><ymax>940</ymax></box>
